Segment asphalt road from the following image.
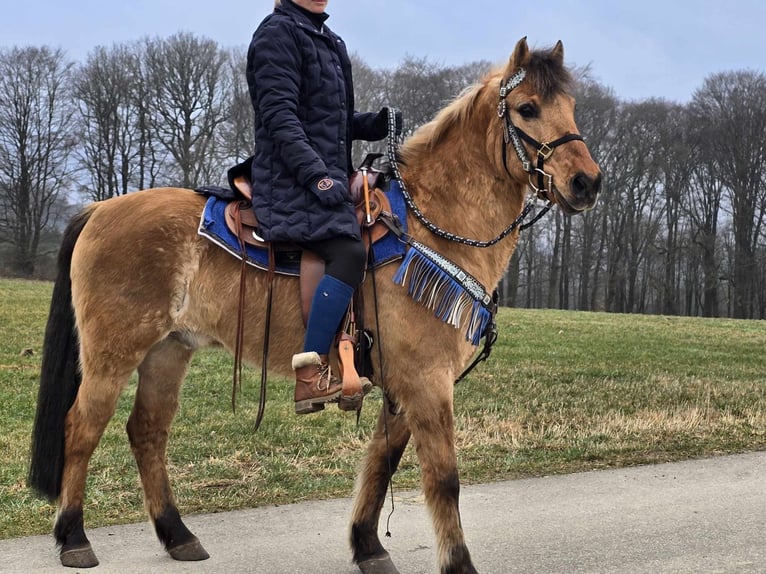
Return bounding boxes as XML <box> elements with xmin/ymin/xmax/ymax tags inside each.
<box><xmin>1</xmin><ymin>451</ymin><xmax>764</xmax><ymax>573</ymax></box>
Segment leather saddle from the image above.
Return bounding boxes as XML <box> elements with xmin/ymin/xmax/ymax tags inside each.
<box><xmin>224</xmin><ymin>172</ymin><xmax>392</xmax><ymax>251</ymax></box>
<box><xmin>223</xmin><ymin>155</ymin><xmax>392</xmax><ymax>326</ymax></box>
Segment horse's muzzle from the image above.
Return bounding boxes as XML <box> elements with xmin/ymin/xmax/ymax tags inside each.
<box><xmin>559</xmin><ymin>171</ymin><xmax>601</xmax><ymax>214</ymax></box>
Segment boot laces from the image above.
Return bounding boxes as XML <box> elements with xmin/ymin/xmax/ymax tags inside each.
<box><xmin>316</xmin><ymin>363</ymin><xmax>334</xmax><ymax>391</ymax></box>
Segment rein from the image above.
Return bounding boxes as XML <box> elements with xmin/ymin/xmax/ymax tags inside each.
<box><xmin>380</xmin><ymin>108</ymin><xmax>505</xmax><ymax>383</ymax></box>
<box><xmin>384</xmin><ymin>64</ymin><xmax>590</xmax><ymax>248</ymax></box>
<box><xmin>385</xmin><ymin>109</ymin><xmax>548</xmax><ymax>248</ymax></box>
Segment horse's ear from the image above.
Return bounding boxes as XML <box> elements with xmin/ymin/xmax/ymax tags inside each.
<box><xmin>509</xmin><ymin>37</ymin><xmax>529</xmax><ymax>71</ymax></box>
<box><xmin>551</xmin><ymin>40</ymin><xmax>564</xmax><ymax>64</ymax></box>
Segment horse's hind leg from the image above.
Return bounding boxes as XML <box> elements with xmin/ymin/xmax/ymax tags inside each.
<box><xmin>127</xmin><ymin>335</ymin><xmax>209</xmax><ymax>561</ymax></box>
<box><xmin>351</xmin><ymin>401</ymin><xmax>411</xmax><ymax>574</ymax></box>
<box><xmin>56</xmin><ymin>369</ymin><xmax>133</xmax><ymax>568</ymax></box>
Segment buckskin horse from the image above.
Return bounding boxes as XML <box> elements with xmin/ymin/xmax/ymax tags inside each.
<box><xmin>28</xmin><ymin>38</ymin><xmax>601</xmax><ymax>573</ymax></box>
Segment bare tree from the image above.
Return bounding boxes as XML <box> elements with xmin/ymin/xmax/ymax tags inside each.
<box><xmin>684</xmin><ymin>98</ymin><xmax>726</xmax><ymax>317</ymax></box>
<box><xmin>349</xmin><ymin>55</ymin><xmax>490</xmax><ymax>169</ymax></box>
<box><xmin>125</xmin><ymin>41</ymin><xmax>163</xmax><ymax>190</ymax></box>
<box><xmin>570</xmin><ymin>78</ymin><xmax>619</xmax><ymax>310</ymax></box>
<box><xmin>143</xmin><ymin>33</ymin><xmax>230</xmax><ymax>188</ymax></box>
<box><xmin>601</xmin><ymin>101</ymin><xmax>666</xmax><ymax>313</ymax></box>
<box><xmin>349</xmin><ymin>54</ymin><xmax>388</xmax><ymax>168</ymax></box>
<box><xmin>0</xmin><ymin>46</ymin><xmax>74</xmax><ymax>276</ymax></box>
<box><xmin>217</xmin><ymin>47</ymin><xmax>253</xmax><ymax>168</ymax></box>
<box><xmin>384</xmin><ymin>56</ymin><xmax>490</xmax><ymax>133</ymax></box>
<box><xmin>691</xmin><ymin>71</ymin><xmax>766</xmax><ymax>318</ymax></box>
<box><xmin>72</xmin><ymin>44</ymin><xmax>141</xmax><ymax>201</ymax></box>
<box><xmin>687</xmin><ymin>153</ymin><xmax>724</xmax><ymax>317</ymax></box>
<box><xmin>653</xmin><ymin>101</ymin><xmax>695</xmax><ymax>315</ymax></box>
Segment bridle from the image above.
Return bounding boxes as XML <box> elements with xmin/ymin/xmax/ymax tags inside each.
<box><xmin>386</xmin><ymin>109</ymin><xmax>544</xmax><ymax>249</ymax></box>
<box><xmin>387</xmin><ymin>67</ymin><xmax>586</xmax><ymax>249</ymax></box>
<box><xmin>497</xmin><ymin>68</ymin><xmax>585</xmax><ymax>201</ymax></box>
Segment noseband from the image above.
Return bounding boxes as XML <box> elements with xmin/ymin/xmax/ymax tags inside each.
<box><xmin>497</xmin><ymin>68</ymin><xmax>584</xmax><ymax>199</ymax></box>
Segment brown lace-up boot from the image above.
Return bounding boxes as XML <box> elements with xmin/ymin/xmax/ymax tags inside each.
<box><xmin>292</xmin><ymin>351</ymin><xmax>343</xmax><ymax>414</ymax></box>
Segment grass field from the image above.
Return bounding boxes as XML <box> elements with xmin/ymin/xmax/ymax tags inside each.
<box><xmin>1</xmin><ymin>277</ymin><xmax>765</xmax><ymax>539</ymax></box>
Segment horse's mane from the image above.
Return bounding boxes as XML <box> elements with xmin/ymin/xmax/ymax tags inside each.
<box><xmin>524</xmin><ymin>48</ymin><xmax>574</xmax><ymax>100</ymax></box>
<box><xmin>400</xmin><ymin>83</ymin><xmax>486</xmax><ymax>158</ymax></box>
<box><xmin>400</xmin><ymin>46</ymin><xmax>573</xmax><ymax>159</ymax></box>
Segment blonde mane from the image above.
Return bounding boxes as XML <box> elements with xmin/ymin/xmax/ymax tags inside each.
<box><xmin>399</xmin><ymin>73</ymin><xmax>495</xmax><ymax>164</ymax></box>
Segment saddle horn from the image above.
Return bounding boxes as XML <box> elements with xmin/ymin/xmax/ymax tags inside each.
<box><xmin>358</xmin><ymin>153</ymin><xmax>383</xmax><ymax>170</ymax></box>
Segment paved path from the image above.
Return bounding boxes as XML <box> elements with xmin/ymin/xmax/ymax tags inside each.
<box><xmin>1</xmin><ymin>452</ymin><xmax>764</xmax><ymax>573</ymax></box>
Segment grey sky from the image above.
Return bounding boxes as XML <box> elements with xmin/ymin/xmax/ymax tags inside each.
<box><xmin>2</xmin><ymin>0</ymin><xmax>765</xmax><ymax>102</ymax></box>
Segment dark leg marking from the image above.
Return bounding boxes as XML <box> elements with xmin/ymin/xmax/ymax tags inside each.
<box><xmin>155</xmin><ymin>504</ymin><xmax>210</xmax><ymax>561</ymax></box>
<box><xmin>55</xmin><ymin>508</ymin><xmax>99</xmax><ymax>568</ymax></box>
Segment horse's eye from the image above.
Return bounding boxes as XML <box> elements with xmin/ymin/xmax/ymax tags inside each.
<box><xmin>517</xmin><ymin>103</ymin><xmax>538</xmax><ymax>119</ymax></box>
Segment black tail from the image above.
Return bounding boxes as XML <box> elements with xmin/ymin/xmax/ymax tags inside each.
<box><xmin>28</xmin><ymin>208</ymin><xmax>94</xmax><ymax>500</ymax></box>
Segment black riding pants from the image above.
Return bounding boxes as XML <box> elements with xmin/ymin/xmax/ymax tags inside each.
<box><xmin>298</xmin><ymin>236</ymin><xmax>367</xmax><ymax>288</ymax></box>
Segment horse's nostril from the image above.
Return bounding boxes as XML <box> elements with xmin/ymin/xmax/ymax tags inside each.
<box><xmin>571</xmin><ymin>172</ymin><xmax>601</xmax><ymax>198</ymax></box>
<box><xmin>571</xmin><ymin>173</ymin><xmax>589</xmax><ymax>196</ymax></box>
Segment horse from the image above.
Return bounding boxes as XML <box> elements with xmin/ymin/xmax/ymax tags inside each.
<box><xmin>28</xmin><ymin>38</ymin><xmax>601</xmax><ymax>573</ymax></box>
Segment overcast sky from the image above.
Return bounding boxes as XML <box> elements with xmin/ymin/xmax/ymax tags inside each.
<box><xmin>2</xmin><ymin>0</ymin><xmax>765</xmax><ymax>103</ymax></box>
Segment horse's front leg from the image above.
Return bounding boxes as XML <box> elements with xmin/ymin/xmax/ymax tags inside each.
<box><xmin>351</xmin><ymin>398</ymin><xmax>411</xmax><ymax>574</ymax></box>
<box><xmin>127</xmin><ymin>336</ymin><xmax>209</xmax><ymax>562</ymax></box>
<box><xmin>406</xmin><ymin>377</ymin><xmax>477</xmax><ymax>574</ymax></box>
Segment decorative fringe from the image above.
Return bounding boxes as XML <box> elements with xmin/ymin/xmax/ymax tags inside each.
<box><xmin>393</xmin><ymin>240</ymin><xmax>492</xmax><ymax>346</ymax></box>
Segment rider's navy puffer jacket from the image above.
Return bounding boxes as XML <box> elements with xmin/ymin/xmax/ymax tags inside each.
<box><xmin>246</xmin><ymin>0</ymin><xmax>386</xmax><ymax>243</ymax></box>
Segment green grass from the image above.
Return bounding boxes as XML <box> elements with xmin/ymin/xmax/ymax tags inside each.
<box><xmin>1</xmin><ymin>278</ymin><xmax>765</xmax><ymax>539</ymax></box>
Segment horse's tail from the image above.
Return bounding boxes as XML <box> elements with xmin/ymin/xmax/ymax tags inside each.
<box><xmin>28</xmin><ymin>205</ymin><xmax>96</xmax><ymax>501</ymax></box>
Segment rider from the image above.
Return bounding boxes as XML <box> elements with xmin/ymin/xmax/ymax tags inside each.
<box><xmin>247</xmin><ymin>0</ymin><xmax>400</xmax><ymax>414</ymax></box>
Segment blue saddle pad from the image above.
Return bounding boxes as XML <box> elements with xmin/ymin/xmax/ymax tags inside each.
<box><xmin>197</xmin><ymin>180</ymin><xmax>408</xmax><ymax>276</ymax></box>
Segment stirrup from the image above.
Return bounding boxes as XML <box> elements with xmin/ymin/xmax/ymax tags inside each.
<box><xmin>337</xmin><ymin>337</ymin><xmax>373</xmax><ymax>412</ymax></box>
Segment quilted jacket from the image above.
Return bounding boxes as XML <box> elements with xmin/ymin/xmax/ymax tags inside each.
<box><xmin>246</xmin><ymin>0</ymin><xmax>386</xmax><ymax>242</ymax></box>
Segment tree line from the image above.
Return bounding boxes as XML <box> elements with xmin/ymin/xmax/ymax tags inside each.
<box><xmin>1</xmin><ymin>33</ymin><xmax>765</xmax><ymax>319</ymax></box>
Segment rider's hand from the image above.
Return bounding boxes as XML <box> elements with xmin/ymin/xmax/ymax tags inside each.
<box><xmin>374</xmin><ymin>107</ymin><xmax>403</xmax><ymax>136</ymax></box>
<box><xmin>309</xmin><ymin>177</ymin><xmax>349</xmax><ymax>207</ymax></box>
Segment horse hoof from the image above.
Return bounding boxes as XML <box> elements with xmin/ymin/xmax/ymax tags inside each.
<box><xmin>168</xmin><ymin>538</ymin><xmax>210</xmax><ymax>561</ymax></box>
<box><xmin>60</xmin><ymin>544</ymin><xmax>99</xmax><ymax>568</ymax></box>
<box><xmin>358</xmin><ymin>552</ymin><xmax>400</xmax><ymax>574</ymax></box>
